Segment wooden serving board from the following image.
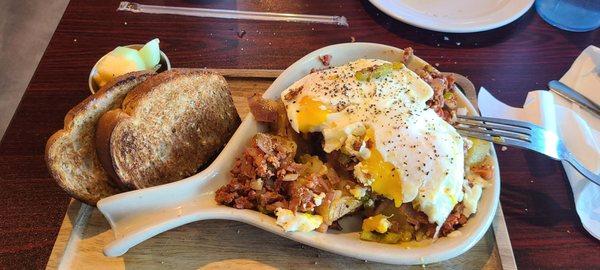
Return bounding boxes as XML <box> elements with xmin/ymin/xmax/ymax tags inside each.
<box><xmin>46</xmin><ymin>75</ymin><xmax>517</xmax><ymax>270</ymax></box>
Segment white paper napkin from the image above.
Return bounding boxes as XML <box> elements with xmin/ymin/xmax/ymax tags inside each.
<box><xmin>477</xmin><ymin>45</ymin><xmax>600</xmax><ymax>240</ymax></box>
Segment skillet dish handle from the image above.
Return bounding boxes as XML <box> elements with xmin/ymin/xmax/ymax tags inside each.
<box><xmin>98</xmin><ymin>168</ymin><xmax>222</xmax><ymax>256</ymax></box>
<box><xmin>97</xmin><ymin>115</ymin><xmax>262</xmax><ymax>256</ymax></box>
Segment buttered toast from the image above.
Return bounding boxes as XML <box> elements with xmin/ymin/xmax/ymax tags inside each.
<box><xmin>45</xmin><ymin>71</ymin><xmax>154</xmax><ymax>205</ymax></box>
<box><xmin>96</xmin><ymin>69</ymin><xmax>241</xmax><ymax>189</ymax></box>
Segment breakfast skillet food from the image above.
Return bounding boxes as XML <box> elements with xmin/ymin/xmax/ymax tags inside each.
<box><xmin>215</xmin><ymin>48</ymin><xmax>493</xmax><ymax>243</ymax></box>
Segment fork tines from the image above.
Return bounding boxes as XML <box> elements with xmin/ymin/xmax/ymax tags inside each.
<box><xmin>455</xmin><ymin>115</ymin><xmax>533</xmax><ymax>148</ymax></box>
<box><xmin>456</xmin><ymin>116</ymin><xmax>600</xmax><ymax>186</ymax></box>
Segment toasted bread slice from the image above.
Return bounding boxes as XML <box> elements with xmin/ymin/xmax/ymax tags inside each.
<box><xmin>96</xmin><ymin>69</ymin><xmax>241</xmax><ymax>189</ymax></box>
<box><xmin>45</xmin><ymin>71</ymin><xmax>154</xmax><ymax>205</ymax></box>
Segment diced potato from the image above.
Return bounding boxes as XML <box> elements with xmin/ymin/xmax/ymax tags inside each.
<box><xmin>299</xmin><ymin>155</ymin><xmax>327</xmax><ymax>175</ymax></box>
<box><xmin>360</xmin><ymin>230</ymin><xmax>382</xmax><ymax>242</ymax></box>
<box><xmin>316</xmin><ymin>190</ymin><xmax>362</xmax><ymax>225</ymax></box>
<box><xmin>469</xmin><ymin>156</ymin><xmax>494</xmax><ymax>180</ymax></box>
<box><xmin>359</xmin><ymin>231</ymin><xmax>410</xmax><ymax>244</ymax></box>
<box><xmin>329</xmin><ymin>196</ymin><xmax>361</xmax><ymax>223</ymax></box>
<box><xmin>398</xmin><ymin>230</ymin><xmax>413</xmax><ymax>242</ymax></box>
<box><xmin>382</xmin><ymin>232</ymin><xmax>402</xmax><ymax>244</ymax></box>
<box><xmin>465</xmin><ymin>138</ymin><xmax>491</xmax><ymax>166</ymax></box>
<box><xmin>414</xmin><ymin>230</ymin><xmax>424</xmax><ymax>241</ymax></box>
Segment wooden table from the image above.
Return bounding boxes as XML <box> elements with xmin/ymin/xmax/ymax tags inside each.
<box><xmin>0</xmin><ymin>0</ymin><xmax>598</xmax><ymax>269</ymax></box>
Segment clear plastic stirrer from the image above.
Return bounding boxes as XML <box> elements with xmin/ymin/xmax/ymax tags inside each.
<box><xmin>118</xmin><ymin>1</ymin><xmax>349</xmax><ymax>27</ymax></box>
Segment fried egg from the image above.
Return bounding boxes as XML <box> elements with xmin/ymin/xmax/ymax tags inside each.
<box><xmin>280</xmin><ymin>59</ymin><xmax>465</xmax><ymax>227</ymax></box>
<box><xmin>275</xmin><ymin>208</ymin><xmax>323</xmax><ymax>232</ymax></box>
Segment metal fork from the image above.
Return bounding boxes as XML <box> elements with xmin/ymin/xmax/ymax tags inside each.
<box><xmin>455</xmin><ymin>115</ymin><xmax>600</xmax><ymax>186</ymax></box>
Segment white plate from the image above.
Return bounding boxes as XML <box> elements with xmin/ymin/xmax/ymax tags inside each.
<box><xmin>97</xmin><ymin>42</ymin><xmax>500</xmax><ymax>265</ymax></box>
<box><xmin>368</xmin><ymin>0</ymin><xmax>534</xmax><ymax>33</ymax></box>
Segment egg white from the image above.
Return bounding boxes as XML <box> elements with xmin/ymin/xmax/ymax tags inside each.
<box><xmin>280</xmin><ymin>59</ymin><xmax>465</xmax><ymax>227</ymax></box>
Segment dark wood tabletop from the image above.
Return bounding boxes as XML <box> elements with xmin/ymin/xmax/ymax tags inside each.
<box><xmin>1</xmin><ymin>0</ymin><xmax>599</xmax><ymax>269</ymax></box>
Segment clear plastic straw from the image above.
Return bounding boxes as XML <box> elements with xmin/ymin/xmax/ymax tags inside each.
<box><xmin>118</xmin><ymin>1</ymin><xmax>348</xmax><ymax>27</ymax></box>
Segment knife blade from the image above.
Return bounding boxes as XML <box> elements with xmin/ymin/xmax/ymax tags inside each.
<box><xmin>548</xmin><ymin>80</ymin><xmax>600</xmax><ymax>117</ymax></box>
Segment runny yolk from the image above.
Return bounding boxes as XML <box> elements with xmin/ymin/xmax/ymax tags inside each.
<box><xmin>362</xmin><ymin>129</ymin><xmax>404</xmax><ymax>207</ymax></box>
<box><xmin>362</xmin><ymin>214</ymin><xmax>391</xmax><ymax>233</ymax></box>
<box><xmin>297</xmin><ymin>96</ymin><xmax>330</xmax><ymax>133</ymax></box>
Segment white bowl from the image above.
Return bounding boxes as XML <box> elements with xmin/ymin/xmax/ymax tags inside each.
<box><xmin>97</xmin><ymin>42</ymin><xmax>500</xmax><ymax>265</ymax></box>
<box><xmin>88</xmin><ymin>44</ymin><xmax>171</xmax><ymax>94</ymax></box>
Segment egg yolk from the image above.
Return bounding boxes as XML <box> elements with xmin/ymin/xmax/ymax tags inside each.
<box><xmin>297</xmin><ymin>96</ymin><xmax>330</xmax><ymax>133</ymax></box>
<box><xmin>362</xmin><ymin>129</ymin><xmax>404</xmax><ymax>207</ymax></box>
<box><xmin>362</xmin><ymin>214</ymin><xmax>391</xmax><ymax>233</ymax></box>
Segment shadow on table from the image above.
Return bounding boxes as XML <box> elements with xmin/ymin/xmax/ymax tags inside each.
<box><xmin>501</xmin><ymin>150</ymin><xmax>576</xmax><ymax>227</ymax></box>
<box><xmin>360</xmin><ymin>0</ymin><xmax>536</xmax><ymax>48</ymax></box>
<box><xmin>502</xmin><ymin>182</ymin><xmax>576</xmax><ymax>228</ymax></box>
<box><xmin>553</xmin><ymin>28</ymin><xmax>599</xmax><ymax>52</ymax></box>
<box><xmin>65</xmin><ymin>200</ymin><xmax>107</xmax><ymax>239</ymax></box>
<box><xmin>523</xmin><ymin>151</ymin><xmax>565</xmax><ymax>179</ymax></box>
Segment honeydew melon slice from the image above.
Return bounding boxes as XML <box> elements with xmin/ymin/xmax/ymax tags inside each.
<box><xmin>138</xmin><ymin>38</ymin><xmax>160</xmax><ymax>69</ymax></box>
<box><xmin>111</xmin><ymin>46</ymin><xmax>146</xmax><ymax>70</ymax></box>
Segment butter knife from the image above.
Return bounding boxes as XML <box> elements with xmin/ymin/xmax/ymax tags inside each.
<box><xmin>549</xmin><ymin>80</ymin><xmax>600</xmax><ymax>117</ymax></box>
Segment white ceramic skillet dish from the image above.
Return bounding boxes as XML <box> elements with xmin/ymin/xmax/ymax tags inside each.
<box><xmin>97</xmin><ymin>42</ymin><xmax>500</xmax><ymax>265</ymax></box>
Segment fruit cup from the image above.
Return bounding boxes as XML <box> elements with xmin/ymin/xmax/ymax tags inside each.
<box><xmin>88</xmin><ymin>43</ymin><xmax>171</xmax><ymax>94</ymax></box>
